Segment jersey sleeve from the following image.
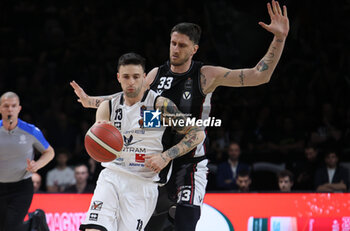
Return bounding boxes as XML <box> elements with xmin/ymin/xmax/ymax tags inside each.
<box><xmin>32</xmin><ymin>126</ymin><xmax>50</xmax><ymax>152</ymax></box>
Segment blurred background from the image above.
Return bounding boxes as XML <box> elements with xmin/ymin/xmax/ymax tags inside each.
<box><xmin>0</xmin><ymin>0</ymin><xmax>349</xmax><ymax>193</ymax></box>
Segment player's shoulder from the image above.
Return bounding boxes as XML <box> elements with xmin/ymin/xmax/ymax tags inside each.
<box><xmin>109</xmin><ymin>91</ymin><xmax>123</xmax><ymax>103</ymax></box>
<box><xmin>17</xmin><ymin>119</ymin><xmax>43</xmax><ymax>136</ymax></box>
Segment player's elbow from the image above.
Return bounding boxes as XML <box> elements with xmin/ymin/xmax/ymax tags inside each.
<box><xmin>255</xmin><ymin>71</ymin><xmax>272</xmax><ymax>85</ymax></box>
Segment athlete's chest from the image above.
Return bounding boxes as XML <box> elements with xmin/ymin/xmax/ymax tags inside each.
<box><xmin>111</xmin><ymin>104</ymin><xmax>143</xmax><ymax>130</ymax></box>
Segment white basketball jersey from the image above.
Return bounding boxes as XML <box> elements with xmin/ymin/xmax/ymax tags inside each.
<box><xmin>102</xmin><ymin>90</ymin><xmax>165</xmax><ymax>181</ymax></box>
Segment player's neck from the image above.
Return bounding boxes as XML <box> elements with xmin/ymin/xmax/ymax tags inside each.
<box><xmin>170</xmin><ymin>59</ymin><xmax>192</xmax><ymax>74</ymax></box>
<box><xmin>124</xmin><ymin>90</ymin><xmax>145</xmax><ymax>106</ymax></box>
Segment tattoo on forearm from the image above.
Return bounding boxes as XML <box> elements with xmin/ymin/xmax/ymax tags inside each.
<box><xmin>276</xmin><ymin>39</ymin><xmax>283</xmax><ymax>43</ymax></box>
<box><xmin>160</xmin><ymin>153</ymin><xmax>168</xmax><ymax>162</ymax></box>
<box><xmin>224</xmin><ymin>71</ymin><xmax>231</xmax><ymax>78</ymax></box>
<box><xmin>200</xmin><ymin>73</ymin><xmax>207</xmax><ymax>88</ymax></box>
<box><xmin>95</xmin><ymin>99</ymin><xmax>101</xmax><ymax>107</ymax></box>
<box><xmin>166</xmin><ymin>146</ymin><xmax>180</xmax><ymax>159</ymax></box>
<box><xmin>239</xmin><ymin>70</ymin><xmax>244</xmax><ymax>86</ymax></box>
<box><xmin>163</xmin><ymin>99</ymin><xmax>177</xmax><ymax>114</ymax></box>
<box><xmin>257</xmin><ymin>60</ymin><xmax>268</xmax><ymax>72</ymax></box>
<box><xmin>183</xmin><ymin>133</ymin><xmax>198</xmax><ymax>148</ymax></box>
<box><xmin>264</xmin><ymin>47</ymin><xmax>276</xmax><ymax>64</ymax></box>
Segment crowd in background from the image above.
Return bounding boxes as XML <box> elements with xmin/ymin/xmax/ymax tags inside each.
<box><xmin>0</xmin><ymin>0</ymin><xmax>349</xmax><ymax>193</ymax></box>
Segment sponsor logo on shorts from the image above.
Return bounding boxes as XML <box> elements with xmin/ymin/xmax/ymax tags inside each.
<box><xmin>91</xmin><ymin>201</ymin><xmax>103</xmax><ymax>211</ymax></box>
<box><xmin>89</xmin><ymin>213</ymin><xmax>98</xmax><ymax>221</ymax></box>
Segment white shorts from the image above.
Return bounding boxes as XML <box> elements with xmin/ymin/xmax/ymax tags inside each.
<box><xmin>80</xmin><ymin>168</ymin><xmax>158</xmax><ymax>231</ymax></box>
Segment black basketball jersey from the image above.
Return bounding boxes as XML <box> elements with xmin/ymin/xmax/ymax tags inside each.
<box><xmin>150</xmin><ymin>60</ymin><xmax>212</xmax><ymax>163</ymax></box>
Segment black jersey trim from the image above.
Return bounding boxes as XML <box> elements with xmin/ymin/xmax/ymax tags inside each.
<box><xmin>119</xmin><ymin>93</ymin><xmax>124</xmax><ymax>105</ymax></box>
<box><xmin>108</xmin><ymin>100</ymin><xmax>112</xmax><ymax>119</ymax></box>
<box><xmin>166</xmin><ymin>61</ymin><xmax>194</xmax><ymax>77</ymax></box>
<box><xmin>141</xmin><ymin>90</ymin><xmax>150</xmax><ymax>102</ymax></box>
<box><xmin>149</xmin><ymin>67</ymin><xmax>161</xmax><ymax>89</ymax></box>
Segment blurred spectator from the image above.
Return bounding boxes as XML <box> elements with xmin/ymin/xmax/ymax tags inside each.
<box><xmin>236</xmin><ymin>170</ymin><xmax>252</xmax><ymax>192</ymax></box>
<box><xmin>32</xmin><ymin>173</ymin><xmax>43</xmax><ymax>193</ymax></box>
<box><xmin>277</xmin><ymin>170</ymin><xmax>294</xmax><ymax>192</ymax></box>
<box><xmin>216</xmin><ymin>142</ymin><xmax>250</xmax><ymax>190</ymax></box>
<box><xmin>311</xmin><ymin>103</ymin><xmax>342</xmax><ymax>145</ymax></box>
<box><xmin>87</xmin><ymin>157</ymin><xmax>103</xmax><ymax>185</ymax></box>
<box><xmin>64</xmin><ymin>164</ymin><xmax>95</xmax><ymax>193</ymax></box>
<box><xmin>46</xmin><ymin>151</ymin><xmax>75</xmax><ymax>192</ymax></box>
<box><xmin>267</xmin><ymin>117</ymin><xmax>304</xmax><ymax>163</ymax></box>
<box><xmin>315</xmin><ymin>150</ymin><xmax>348</xmax><ymax>192</ymax></box>
<box><xmin>293</xmin><ymin>144</ymin><xmax>321</xmax><ymax>190</ymax></box>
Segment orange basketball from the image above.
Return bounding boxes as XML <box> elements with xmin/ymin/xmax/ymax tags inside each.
<box><xmin>84</xmin><ymin>123</ymin><xmax>123</xmax><ymax>162</ymax></box>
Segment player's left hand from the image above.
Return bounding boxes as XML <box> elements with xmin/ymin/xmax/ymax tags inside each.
<box><xmin>259</xmin><ymin>0</ymin><xmax>289</xmax><ymax>40</ymax></box>
<box><xmin>144</xmin><ymin>153</ymin><xmax>171</xmax><ymax>173</ymax></box>
<box><xmin>26</xmin><ymin>158</ymin><xmax>40</xmax><ymax>173</ymax></box>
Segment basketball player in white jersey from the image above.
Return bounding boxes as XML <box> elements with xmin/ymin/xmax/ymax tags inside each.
<box><xmin>80</xmin><ymin>53</ymin><xmax>205</xmax><ymax>231</ymax></box>
<box><xmin>74</xmin><ymin>2</ymin><xmax>289</xmax><ymax>230</ymax></box>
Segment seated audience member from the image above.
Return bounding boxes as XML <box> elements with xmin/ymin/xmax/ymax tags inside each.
<box><xmin>236</xmin><ymin>170</ymin><xmax>252</xmax><ymax>192</ymax></box>
<box><xmin>216</xmin><ymin>142</ymin><xmax>250</xmax><ymax>190</ymax></box>
<box><xmin>64</xmin><ymin>164</ymin><xmax>95</xmax><ymax>193</ymax></box>
<box><xmin>277</xmin><ymin>170</ymin><xmax>294</xmax><ymax>192</ymax></box>
<box><xmin>315</xmin><ymin>150</ymin><xmax>348</xmax><ymax>192</ymax></box>
<box><xmin>32</xmin><ymin>173</ymin><xmax>44</xmax><ymax>193</ymax></box>
<box><xmin>46</xmin><ymin>151</ymin><xmax>75</xmax><ymax>192</ymax></box>
<box><xmin>294</xmin><ymin>144</ymin><xmax>321</xmax><ymax>190</ymax></box>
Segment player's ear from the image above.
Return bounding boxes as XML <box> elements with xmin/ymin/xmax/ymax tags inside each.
<box><xmin>117</xmin><ymin>73</ymin><xmax>121</xmax><ymax>83</ymax></box>
<box><xmin>193</xmin><ymin>44</ymin><xmax>199</xmax><ymax>55</ymax></box>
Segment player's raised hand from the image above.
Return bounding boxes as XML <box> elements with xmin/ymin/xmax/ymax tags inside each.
<box><xmin>259</xmin><ymin>0</ymin><xmax>289</xmax><ymax>40</ymax></box>
<box><xmin>26</xmin><ymin>158</ymin><xmax>39</xmax><ymax>173</ymax></box>
<box><xmin>70</xmin><ymin>80</ymin><xmax>92</xmax><ymax>108</ymax></box>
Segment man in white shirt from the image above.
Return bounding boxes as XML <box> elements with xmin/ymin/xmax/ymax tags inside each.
<box><xmin>46</xmin><ymin>151</ymin><xmax>75</xmax><ymax>192</ymax></box>
<box><xmin>315</xmin><ymin>150</ymin><xmax>348</xmax><ymax>192</ymax></box>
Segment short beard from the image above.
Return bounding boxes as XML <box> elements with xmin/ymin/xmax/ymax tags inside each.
<box><xmin>125</xmin><ymin>86</ymin><xmax>142</xmax><ymax>98</ymax></box>
<box><xmin>170</xmin><ymin>56</ymin><xmax>190</xmax><ymax>66</ymax></box>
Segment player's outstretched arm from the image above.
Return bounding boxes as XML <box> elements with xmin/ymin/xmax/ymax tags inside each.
<box><xmin>200</xmin><ymin>0</ymin><xmax>289</xmax><ymax>94</ymax></box>
<box><xmin>145</xmin><ymin>97</ymin><xmax>205</xmax><ymax>172</ymax></box>
<box><xmin>70</xmin><ymin>69</ymin><xmax>158</xmax><ymax>108</ymax></box>
<box><xmin>70</xmin><ymin>80</ymin><xmax>119</xmax><ymax>109</ymax></box>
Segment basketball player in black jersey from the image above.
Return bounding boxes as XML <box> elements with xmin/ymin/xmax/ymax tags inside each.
<box><xmin>71</xmin><ymin>1</ymin><xmax>289</xmax><ymax>230</ymax></box>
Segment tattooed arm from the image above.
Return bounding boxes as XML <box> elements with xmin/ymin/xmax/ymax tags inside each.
<box><xmin>199</xmin><ymin>0</ymin><xmax>289</xmax><ymax>94</ymax></box>
<box><xmin>144</xmin><ymin>97</ymin><xmax>205</xmax><ymax>172</ymax></box>
<box><xmin>70</xmin><ymin>81</ymin><xmax>118</xmax><ymax>108</ymax></box>
<box><xmin>70</xmin><ymin>69</ymin><xmax>158</xmax><ymax>108</ymax></box>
